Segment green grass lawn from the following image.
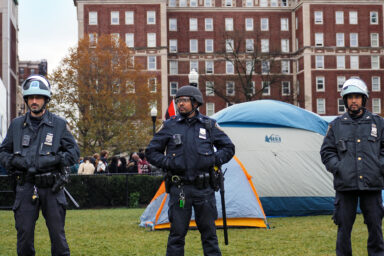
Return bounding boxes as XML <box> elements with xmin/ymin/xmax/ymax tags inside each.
<box><xmin>0</xmin><ymin>208</ymin><xmax>370</xmax><ymax>256</ymax></box>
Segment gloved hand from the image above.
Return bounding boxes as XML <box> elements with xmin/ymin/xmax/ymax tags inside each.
<box><xmin>11</xmin><ymin>155</ymin><xmax>27</xmax><ymax>171</ymax></box>
<box><xmin>37</xmin><ymin>154</ymin><xmax>62</xmax><ymax>170</ymax></box>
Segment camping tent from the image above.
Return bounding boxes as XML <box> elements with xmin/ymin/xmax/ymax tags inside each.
<box><xmin>212</xmin><ymin>100</ymin><xmax>334</xmax><ymax>216</ymax></box>
<box><xmin>140</xmin><ymin>156</ymin><xmax>268</xmax><ymax>230</ymax></box>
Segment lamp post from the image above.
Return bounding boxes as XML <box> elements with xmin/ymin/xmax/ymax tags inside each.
<box><xmin>188</xmin><ymin>68</ymin><xmax>199</xmax><ymax>87</ymax></box>
<box><xmin>150</xmin><ymin>106</ymin><xmax>158</xmax><ymax>136</ymax></box>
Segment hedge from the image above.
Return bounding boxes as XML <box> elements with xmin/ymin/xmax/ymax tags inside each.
<box><xmin>0</xmin><ymin>174</ymin><xmax>163</xmax><ymax>210</ymax></box>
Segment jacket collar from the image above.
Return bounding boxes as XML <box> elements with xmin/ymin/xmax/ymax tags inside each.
<box><xmin>25</xmin><ymin>110</ymin><xmax>54</xmax><ymax>127</ymax></box>
<box><xmin>175</xmin><ymin>110</ymin><xmax>205</xmax><ymax>124</ymax></box>
<box><xmin>340</xmin><ymin>110</ymin><xmax>372</xmax><ymax>123</ymax></box>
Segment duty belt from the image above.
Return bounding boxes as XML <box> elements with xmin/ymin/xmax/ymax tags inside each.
<box><xmin>14</xmin><ymin>171</ymin><xmax>58</xmax><ymax>188</ymax></box>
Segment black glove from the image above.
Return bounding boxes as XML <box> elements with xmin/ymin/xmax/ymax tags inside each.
<box><xmin>37</xmin><ymin>154</ymin><xmax>62</xmax><ymax>170</ymax></box>
<box><xmin>11</xmin><ymin>155</ymin><xmax>27</xmax><ymax>171</ymax></box>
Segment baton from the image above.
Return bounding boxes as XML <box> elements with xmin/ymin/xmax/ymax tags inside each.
<box><xmin>63</xmin><ymin>187</ymin><xmax>80</xmax><ymax>208</ymax></box>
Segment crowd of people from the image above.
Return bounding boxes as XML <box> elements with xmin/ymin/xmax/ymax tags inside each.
<box><xmin>73</xmin><ymin>149</ymin><xmax>156</xmax><ymax>175</ymax></box>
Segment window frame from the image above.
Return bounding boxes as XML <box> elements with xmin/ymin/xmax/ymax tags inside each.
<box><xmin>89</xmin><ymin>11</ymin><xmax>98</xmax><ymax>25</ymax></box>
<box><xmin>125</xmin><ymin>11</ymin><xmax>134</xmax><ymax>25</ymax></box>
<box><xmin>190</xmin><ymin>39</ymin><xmax>198</xmax><ymax>53</ymax></box>
<box><xmin>226</xmin><ymin>81</ymin><xmax>235</xmax><ymax>96</ymax></box>
<box><xmin>111</xmin><ymin>11</ymin><xmax>119</xmax><ymax>25</ymax></box>
<box><xmin>147</xmin><ymin>11</ymin><xmax>156</xmax><ymax>25</ymax></box>
<box><xmin>316</xmin><ymin>76</ymin><xmax>325</xmax><ymax>91</ymax></box>
<box><xmin>147</xmin><ymin>56</ymin><xmax>157</xmax><ymax>70</ymax></box>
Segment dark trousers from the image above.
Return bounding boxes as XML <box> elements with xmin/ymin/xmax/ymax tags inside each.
<box><xmin>333</xmin><ymin>190</ymin><xmax>384</xmax><ymax>256</ymax></box>
<box><xmin>13</xmin><ymin>182</ymin><xmax>70</xmax><ymax>256</ymax></box>
<box><xmin>166</xmin><ymin>184</ymin><xmax>221</xmax><ymax>256</ymax></box>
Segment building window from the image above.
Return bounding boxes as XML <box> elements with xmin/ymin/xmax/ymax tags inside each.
<box><xmin>337</xmin><ymin>76</ymin><xmax>345</xmax><ymax>91</ymax></box>
<box><xmin>350</xmin><ymin>33</ymin><xmax>358</xmax><ymax>47</ymax></box>
<box><xmin>205</xmin><ymin>18</ymin><xmax>213</xmax><ymax>31</ymax></box>
<box><xmin>370</xmin><ymin>11</ymin><xmax>379</xmax><ymax>24</ymax></box>
<box><xmin>30</xmin><ymin>68</ymin><xmax>35</xmax><ymax>74</ymax></box>
<box><xmin>246</xmin><ymin>60</ymin><xmax>253</xmax><ymax>74</ymax></box>
<box><xmin>190</xmin><ymin>0</ymin><xmax>198</xmax><ymax>7</ymax></box>
<box><xmin>190</xmin><ymin>39</ymin><xmax>198</xmax><ymax>53</ymax></box>
<box><xmin>19</xmin><ymin>67</ymin><xmax>24</xmax><ymax>75</ymax></box>
<box><xmin>180</xmin><ymin>0</ymin><xmax>187</xmax><ymax>7</ymax></box>
<box><xmin>148</xmin><ymin>78</ymin><xmax>157</xmax><ymax>93</ymax></box>
<box><xmin>147</xmin><ymin>56</ymin><xmax>156</xmax><ymax>70</ymax></box>
<box><xmin>111</xmin><ymin>11</ymin><xmax>119</xmax><ymax>25</ymax></box>
<box><xmin>317</xmin><ymin>98</ymin><xmax>326</xmax><ymax>114</ymax></box>
<box><xmin>225</xmin><ymin>18</ymin><xmax>233</xmax><ymax>31</ymax></box>
<box><xmin>169</xmin><ymin>39</ymin><xmax>177</xmax><ymax>53</ymax></box>
<box><xmin>337</xmin><ymin>56</ymin><xmax>345</xmax><ymax>69</ymax></box>
<box><xmin>316</xmin><ymin>76</ymin><xmax>325</xmax><ymax>91</ymax></box>
<box><xmin>281</xmin><ymin>39</ymin><xmax>289</xmax><ymax>53</ymax></box>
<box><xmin>314</xmin><ymin>11</ymin><xmax>323</xmax><ymax>24</ymax></box>
<box><xmin>170</xmin><ymin>82</ymin><xmax>178</xmax><ymax>96</ymax></box>
<box><xmin>147</xmin><ymin>33</ymin><xmax>156</xmax><ymax>47</ymax></box>
<box><xmin>336</xmin><ymin>33</ymin><xmax>345</xmax><ymax>47</ymax></box>
<box><xmin>226</xmin><ymin>81</ymin><xmax>235</xmax><ymax>96</ymax></box>
<box><xmin>371</xmin><ymin>33</ymin><xmax>379</xmax><ymax>47</ymax></box>
<box><xmin>206</xmin><ymin>102</ymin><xmax>215</xmax><ymax>116</ymax></box>
<box><xmin>169</xmin><ymin>0</ymin><xmax>176</xmax><ymax>7</ymax></box>
<box><xmin>205</xmin><ymin>39</ymin><xmax>214</xmax><ymax>53</ymax></box>
<box><xmin>190</xmin><ymin>60</ymin><xmax>199</xmax><ymax>72</ymax></box>
<box><xmin>125</xmin><ymin>33</ymin><xmax>134</xmax><ymax>48</ymax></box>
<box><xmin>371</xmin><ymin>56</ymin><xmax>380</xmax><ymax>69</ymax></box>
<box><xmin>206</xmin><ymin>60</ymin><xmax>214</xmax><ymax>74</ymax></box>
<box><xmin>271</xmin><ymin>0</ymin><xmax>278</xmax><ymax>6</ymax></box>
<box><xmin>89</xmin><ymin>11</ymin><xmax>97</xmax><ymax>25</ymax></box>
<box><xmin>245</xmin><ymin>18</ymin><xmax>254</xmax><ymax>31</ymax></box>
<box><xmin>111</xmin><ymin>33</ymin><xmax>120</xmax><ymax>45</ymax></box>
<box><xmin>261</xmin><ymin>18</ymin><xmax>269</xmax><ymax>31</ymax></box>
<box><xmin>262</xmin><ymin>61</ymin><xmax>270</xmax><ymax>74</ymax></box>
<box><xmin>281</xmin><ymin>81</ymin><xmax>290</xmax><ymax>95</ymax></box>
<box><xmin>350</xmin><ymin>56</ymin><xmax>359</xmax><ymax>69</ymax></box>
<box><xmin>372</xmin><ymin>98</ymin><xmax>381</xmax><ymax>113</ymax></box>
<box><xmin>89</xmin><ymin>33</ymin><xmax>98</xmax><ymax>47</ymax></box>
<box><xmin>281</xmin><ymin>18</ymin><xmax>289</xmax><ymax>31</ymax></box>
<box><xmin>261</xmin><ymin>39</ymin><xmax>269</xmax><ymax>52</ymax></box>
<box><xmin>246</xmin><ymin>39</ymin><xmax>254</xmax><ymax>52</ymax></box>
<box><xmin>226</xmin><ymin>61</ymin><xmax>234</xmax><ymax>74</ymax></box>
<box><xmin>335</xmin><ymin>11</ymin><xmax>344</xmax><ymax>24</ymax></box>
<box><xmin>205</xmin><ymin>0</ymin><xmax>212</xmax><ymax>7</ymax></box>
<box><xmin>226</xmin><ymin>39</ymin><xmax>234</xmax><ymax>52</ymax></box>
<box><xmin>262</xmin><ymin>81</ymin><xmax>270</xmax><ymax>95</ymax></box>
<box><xmin>245</xmin><ymin>0</ymin><xmax>253</xmax><ymax>7</ymax></box>
<box><xmin>372</xmin><ymin>76</ymin><xmax>380</xmax><ymax>92</ymax></box>
<box><xmin>206</xmin><ymin>81</ymin><xmax>214</xmax><ymax>96</ymax></box>
<box><xmin>338</xmin><ymin>99</ymin><xmax>345</xmax><ymax>113</ymax></box>
<box><xmin>281</xmin><ymin>60</ymin><xmax>290</xmax><ymax>74</ymax></box>
<box><xmin>316</xmin><ymin>56</ymin><xmax>324</xmax><ymax>69</ymax></box>
<box><xmin>147</xmin><ymin>11</ymin><xmax>156</xmax><ymax>24</ymax></box>
<box><xmin>169</xmin><ymin>18</ymin><xmax>177</xmax><ymax>31</ymax></box>
<box><xmin>169</xmin><ymin>60</ymin><xmax>178</xmax><ymax>75</ymax></box>
<box><xmin>260</xmin><ymin>0</ymin><xmax>268</xmax><ymax>6</ymax></box>
<box><xmin>315</xmin><ymin>33</ymin><xmax>324</xmax><ymax>47</ymax></box>
<box><xmin>125</xmin><ymin>11</ymin><xmax>134</xmax><ymax>24</ymax></box>
<box><xmin>225</xmin><ymin>0</ymin><xmax>232</xmax><ymax>7</ymax></box>
<box><xmin>349</xmin><ymin>11</ymin><xmax>358</xmax><ymax>24</ymax></box>
<box><xmin>190</xmin><ymin>18</ymin><xmax>198</xmax><ymax>31</ymax></box>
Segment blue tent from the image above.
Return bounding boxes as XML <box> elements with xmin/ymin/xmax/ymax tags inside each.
<box><xmin>212</xmin><ymin>100</ymin><xmax>334</xmax><ymax>216</ymax></box>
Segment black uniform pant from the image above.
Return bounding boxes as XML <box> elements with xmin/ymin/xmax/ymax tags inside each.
<box><xmin>333</xmin><ymin>190</ymin><xmax>384</xmax><ymax>256</ymax></box>
<box><xmin>166</xmin><ymin>184</ymin><xmax>221</xmax><ymax>256</ymax></box>
<box><xmin>12</xmin><ymin>182</ymin><xmax>70</xmax><ymax>256</ymax></box>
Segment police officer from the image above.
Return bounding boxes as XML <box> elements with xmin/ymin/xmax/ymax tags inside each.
<box><xmin>146</xmin><ymin>85</ymin><xmax>235</xmax><ymax>256</ymax></box>
<box><xmin>0</xmin><ymin>75</ymin><xmax>80</xmax><ymax>256</ymax></box>
<box><xmin>320</xmin><ymin>78</ymin><xmax>384</xmax><ymax>256</ymax></box>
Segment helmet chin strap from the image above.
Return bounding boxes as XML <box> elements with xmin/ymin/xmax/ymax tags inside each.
<box><xmin>180</xmin><ymin>105</ymin><xmax>197</xmax><ymax>118</ymax></box>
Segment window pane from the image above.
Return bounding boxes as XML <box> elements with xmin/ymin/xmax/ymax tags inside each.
<box><xmin>170</xmin><ymin>82</ymin><xmax>178</xmax><ymax>96</ymax></box>
<box><xmin>125</xmin><ymin>11</ymin><xmax>134</xmax><ymax>24</ymax></box>
<box><xmin>147</xmin><ymin>11</ymin><xmax>156</xmax><ymax>24</ymax></box>
<box><xmin>89</xmin><ymin>12</ymin><xmax>97</xmax><ymax>25</ymax></box>
<box><xmin>372</xmin><ymin>76</ymin><xmax>380</xmax><ymax>91</ymax></box>
<box><xmin>111</xmin><ymin>11</ymin><xmax>119</xmax><ymax>25</ymax></box>
<box><xmin>205</xmin><ymin>18</ymin><xmax>213</xmax><ymax>31</ymax></box>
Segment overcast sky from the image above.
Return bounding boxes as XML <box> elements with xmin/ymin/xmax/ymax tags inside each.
<box><xmin>18</xmin><ymin>0</ymin><xmax>78</xmax><ymax>74</ymax></box>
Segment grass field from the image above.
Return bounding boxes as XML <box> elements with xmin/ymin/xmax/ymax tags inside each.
<box><xmin>0</xmin><ymin>208</ymin><xmax>370</xmax><ymax>256</ymax></box>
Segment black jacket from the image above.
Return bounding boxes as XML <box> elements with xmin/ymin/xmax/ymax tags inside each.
<box><xmin>320</xmin><ymin>110</ymin><xmax>384</xmax><ymax>191</ymax></box>
<box><xmin>145</xmin><ymin>111</ymin><xmax>235</xmax><ymax>181</ymax></box>
<box><xmin>0</xmin><ymin>111</ymin><xmax>80</xmax><ymax>173</ymax></box>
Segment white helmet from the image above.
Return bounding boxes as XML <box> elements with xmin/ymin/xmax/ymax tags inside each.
<box><xmin>22</xmin><ymin>75</ymin><xmax>51</xmax><ymax>100</ymax></box>
<box><xmin>340</xmin><ymin>78</ymin><xmax>369</xmax><ymax>98</ymax></box>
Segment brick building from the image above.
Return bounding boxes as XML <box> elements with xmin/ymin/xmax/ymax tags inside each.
<box><xmin>0</xmin><ymin>0</ymin><xmax>18</xmax><ymax>141</ymax></box>
<box><xmin>73</xmin><ymin>0</ymin><xmax>384</xmax><ymax>117</ymax></box>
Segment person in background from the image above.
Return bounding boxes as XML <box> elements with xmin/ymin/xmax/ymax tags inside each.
<box><xmin>320</xmin><ymin>78</ymin><xmax>384</xmax><ymax>256</ymax></box>
<box><xmin>127</xmin><ymin>152</ymin><xmax>139</xmax><ymax>173</ymax></box>
<box><xmin>77</xmin><ymin>156</ymin><xmax>95</xmax><ymax>175</ymax></box>
<box><xmin>138</xmin><ymin>152</ymin><xmax>151</xmax><ymax>174</ymax></box>
<box><xmin>108</xmin><ymin>156</ymin><xmax>119</xmax><ymax>173</ymax></box>
<box><xmin>118</xmin><ymin>157</ymin><xmax>128</xmax><ymax>173</ymax></box>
